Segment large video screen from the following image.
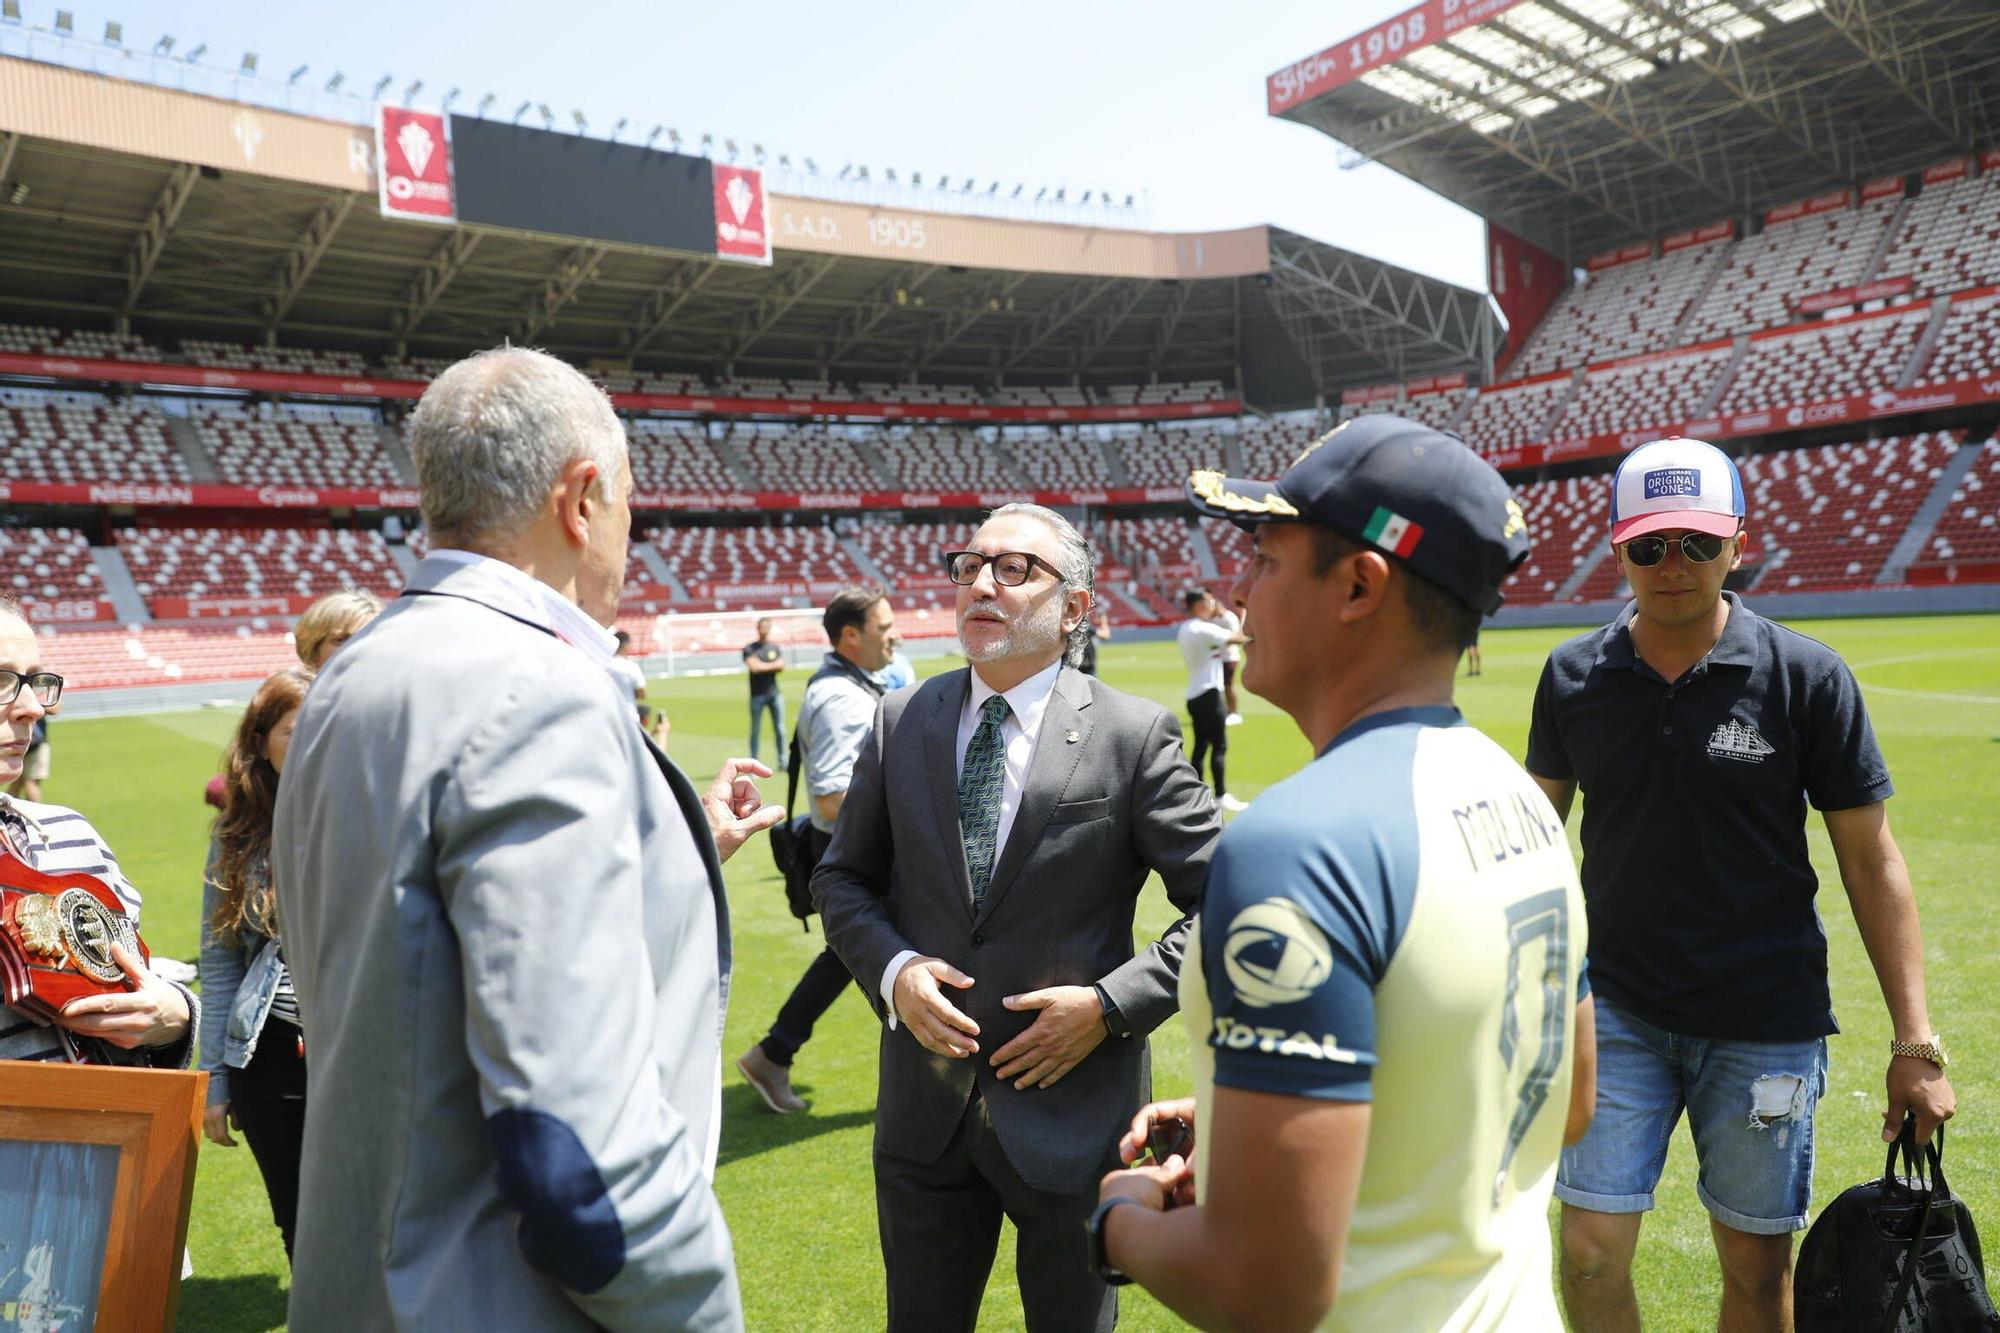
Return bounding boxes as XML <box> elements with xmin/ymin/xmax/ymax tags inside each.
<box><xmin>448</xmin><ymin>117</ymin><xmax>717</xmax><ymax>254</ymax></box>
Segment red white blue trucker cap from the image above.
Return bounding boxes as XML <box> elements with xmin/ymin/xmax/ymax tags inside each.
<box><xmin>1609</xmin><ymin>437</ymin><xmax>1745</xmax><ymax>545</ymax></box>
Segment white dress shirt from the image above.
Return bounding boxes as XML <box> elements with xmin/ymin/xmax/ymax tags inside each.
<box><xmin>426</xmin><ymin>548</ymin><xmax>620</xmax><ymax>669</ymax></box>
<box><xmin>880</xmin><ymin>658</ymin><xmax>1065</xmax><ymax>1026</ymax></box>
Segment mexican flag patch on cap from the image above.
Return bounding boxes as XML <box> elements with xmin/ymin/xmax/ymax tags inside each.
<box><xmin>1363</xmin><ymin>506</ymin><xmax>1423</xmax><ymax>557</ymax></box>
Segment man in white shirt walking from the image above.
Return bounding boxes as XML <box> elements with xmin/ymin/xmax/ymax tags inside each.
<box><xmin>1176</xmin><ymin>589</ymin><xmax>1247</xmax><ymax>812</ymax></box>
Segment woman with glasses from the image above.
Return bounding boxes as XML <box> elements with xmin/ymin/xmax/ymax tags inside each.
<box><xmin>0</xmin><ymin>597</ymin><xmax>200</xmax><ymax>1065</ymax></box>
<box><xmin>197</xmin><ymin>667</ymin><xmax>314</xmax><ymax>1261</ymax></box>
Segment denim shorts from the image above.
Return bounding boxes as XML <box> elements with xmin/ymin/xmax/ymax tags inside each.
<box><xmin>1555</xmin><ymin>998</ymin><xmax>1828</xmax><ymax>1234</ymax></box>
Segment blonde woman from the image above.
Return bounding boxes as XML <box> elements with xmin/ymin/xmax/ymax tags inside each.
<box><xmin>292</xmin><ymin>589</ymin><xmax>382</xmax><ymax>669</ymax></box>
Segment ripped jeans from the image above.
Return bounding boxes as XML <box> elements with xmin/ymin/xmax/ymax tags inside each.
<box><xmin>1556</xmin><ymin>998</ymin><xmax>1828</xmax><ymax>1234</ymax></box>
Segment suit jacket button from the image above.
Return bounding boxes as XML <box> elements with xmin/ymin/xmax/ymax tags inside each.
<box><xmin>970</xmin><ymin>931</ymin><xmax>986</xmax><ymax>948</ymax></box>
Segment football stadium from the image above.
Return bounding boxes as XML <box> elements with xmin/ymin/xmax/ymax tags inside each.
<box><xmin>0</xmin><ymin>0</ymin><xmax>1996</xmax><ymax>1328</ymax></box>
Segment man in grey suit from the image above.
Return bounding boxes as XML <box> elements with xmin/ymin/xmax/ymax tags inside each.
<box><xmin>272</xmin><ymin>348</ymin><xmax>780</xmax><ymax>1332</ymax></box>
<box><xmin>814</xmin><ymin>502</ymin><xmax>1221</xmax><ymax>1332</ymax></box>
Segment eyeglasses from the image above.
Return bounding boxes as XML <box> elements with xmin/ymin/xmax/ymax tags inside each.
<box><xmin>942</xmin><ymin>550</ymin><xmax>1062</xmax><ymax>588</ymax></box>
<box><xmin>0</xmin><ymin>670</ymin><xmax>63</xmax><ymax>709</ymax></box>
<box><xmin>1621</xmin><ymin>532</ymin><xmax>1731</xmax><ymax>567</ymax></box>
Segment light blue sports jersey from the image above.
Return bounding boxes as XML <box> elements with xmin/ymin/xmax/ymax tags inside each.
<box><xmin>1183</xmin><ymin>705</ymin><xmax>1587</xmax><ymax>1331</ymax></box>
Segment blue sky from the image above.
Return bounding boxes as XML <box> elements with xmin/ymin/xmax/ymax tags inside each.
<box><xmin>21</xmin><ymin>1</ymin><xmax>1486</xmax><ymax>290</ymax></box>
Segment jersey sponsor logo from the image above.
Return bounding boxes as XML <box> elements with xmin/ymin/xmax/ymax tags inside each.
<box><xmin>1707</xmin><ymin>718</ymin><xmax>1775</xmax><ymax>763</ymax></box>
<box><xmin>1642</xmin><ymin>467</ymin><xmax>1701</xmax><ymax>500</ymax></box>
<box><xmin>1210</xmin><ymin>1014</ymin><xmax>1359</xmax><ymax>1064</ymax></box>
<box><xmin>1222</xmin><ymin>897</ymin><xmax>1333</xmax><ymax>1008</ymax></box>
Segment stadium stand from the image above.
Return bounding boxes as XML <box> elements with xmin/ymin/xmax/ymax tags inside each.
<box><xmin>1008</xmin><ymin>430</ymin><xmax>1117</xmax><ymax>488</ymax></box>
<box><xmin>0</xmin><ymin>527</ymin><xmax>104</xmax><ymax>606</ymax></box>
<box><xmin>117</xmin><ymin>527</ymin><xmax>403</xmax><ymax>604</ymax></box>
<box><xmin>1911</xmin><ymin>436</ymin><xmax>2000</xmax><ymax>578</ymax></box>
<box><xmin>181</xmin><ymin>339</ymin><xmax>371</xmax><ymax>377</ymax></box>
<box><xmin>1716</xmin><ymin>308</ymin><xmax>1932</xmax><ymax>414</ymax></box>
<box><xmin>0</xmin><ymin>399</ymin><xmax>188</xmax><ymax>483</ymax></box>
<box><xmin>1875</xmin><ymin>170</ymin><xmax>2000</xmax><ymax>298</ymax></box>
<box><xmin>1460</xmin><ymin>376</ymin><xmax>1577</xmax><ymax>456</ymax></box>
<box><xmin>196</xmin><ymin>412</ymin><xmax>404</xmax><ymax>488</ymax></box>
<box><xmin>1741</xmin><ymin>433</ymin><xmax>1962</xmax><ymax>591</ymax></box>
<box><xmin>36</xmin><ymin>624</ymin><xmax>301</xmax><ymax>690</ymax></box>
<box><xmin>1401</xmin><ymin>388</ymin><xmax>1469</xmax><ymax>431</ymax></box>
<box><xmin>1914</xmin><ymin>291</ymin><xmax>2000</xmax><ymax>386</ymax></box>
<box><xmin>1235</xmin><ymin>419</ymin><xmax>1321</xmax><ymax>476</ymax></box>
<box><xmin>723</xmin><ymin>424</ymin><xmax>879</xmax><ymax>490</ymax></box>
<box><xmin>1553</xmin><ymin>346</ymin><xmax>1733</xmax><ymax>439</ymax></box>
<box><xmin>850</xmin><ymin>519</ymin><xmax>977</xmax><ymax>608</ymax></box>
<box><xmin>1118</xmin><ymin>428</ymin><xmax>1231</xmax><ymax>486</ymax></box>
<box><xmin>1682</xmin><ymin>197</ymin><xmax>1901</xmax><ymax>343</ymax></box>
<box><xmin>872</xmin><ymin>428</ymin><xmax>1017</xmax><ymax>489</ymax></box>
<box><xmin>626</xmin><ymin>420</ymin><xmax>741</xmax><ymax>493</ymax></box>
<box><xmin>1502</xmin><ymin>476</ymin><xmax>1615</xmax><ymax>606</ymax></box>
<box><xmin>652</xmin><ymin>524</ymin><xmax>866</xmax><ymax>597</ymax></box>
<box><xmin>1098</xmin><ymin>515</ymin><xmax>1200</xmax><ymax>579</ymax></box>
<box><xmin>1203</xmin><ymin>520</ymin><xmax>1252</xmax><ymax>579</ymax></box>
<box><xmin>1514</xmin><ymin>240</ymin><xmax>1732</xmax><ymax>376</ymax></box>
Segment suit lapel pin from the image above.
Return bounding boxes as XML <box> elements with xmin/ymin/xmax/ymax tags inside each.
<box><xmin>1065</xmin><ymin>729</ymin><xmax>1081</xmax><ymax>744</ymax></box>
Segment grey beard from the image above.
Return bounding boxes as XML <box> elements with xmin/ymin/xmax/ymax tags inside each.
<box><xmin>959</xmin><ymin>594</ymin><xmax>1064</xmax><ymax>663</ymax></box>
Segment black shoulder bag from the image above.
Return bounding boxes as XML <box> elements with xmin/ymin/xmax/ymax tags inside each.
<box><xmin>767</xmin><ymin>657</ymin><xmax>885</xmax><ymax>929</ymax></box>
<box><xmin>1796</xmin><ymin>1116</ymin><xmax>1999</xmax><ymax>1331</ymax></box>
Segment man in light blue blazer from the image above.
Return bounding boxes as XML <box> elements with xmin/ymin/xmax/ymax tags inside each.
<box><xmin>272</xmin><ymin>348</ymin><xmax>781</xmax><ymax>1332</ymax></box>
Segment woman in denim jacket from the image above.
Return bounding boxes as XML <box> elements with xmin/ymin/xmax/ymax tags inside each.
<box><xmin>198</xmin><ymin>668</ymin><xmax>312</xmax><ymax>1261</ymax></box>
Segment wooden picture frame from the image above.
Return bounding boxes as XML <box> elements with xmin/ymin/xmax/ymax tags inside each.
<box><xmin>0</xmin><ymin>1063</ymin><xmax>205</xmax><ymax>1331</ymax></box>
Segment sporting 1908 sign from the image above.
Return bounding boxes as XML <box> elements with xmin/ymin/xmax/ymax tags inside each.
<box><xmin>1267</xmin><ymin>0</ymin><xmax>1526</xmax><ymax>112</ymax></box>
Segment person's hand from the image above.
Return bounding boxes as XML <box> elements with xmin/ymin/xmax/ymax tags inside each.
<box><xmin>650</xmin><ymin>711</ymin><xmax>671</xmax><ymax>746</ymax></box>
<box><xmin>990</xmin><ymin>985</ymin><xmax>1107</xmax><ymax>1089</ymax></box>
<box><xmin>701</xmin><ymin>757</ymin><xmax>785</xmax><ymax>864</ymax></box>
<box><xmin>892</xmin><ymin>957</ymin><xmax>980</xmax><ymax>1057</ymax></box>
<box><xmin>203</xmin><ymin>1103</ymin><xmax>239</xmax><ymax>1148</ymax></box>
<box><xmin>1884</xmin><ymin>1055</ymin><xmax>1955</xmax><ymax>1144</ymax></box>
<box><xmin>55</xmin><ymin>943</ymin><xmax>189</xmax><ymax>1049</ymax></box>
<box><xmin>1119</xmin><ymin>1096</ymin><xmax>1198</xmax><ymax>1166</ymax></box>
<box><xmin>1099</xmin><ymin>1154</ymin><xmax>1193</xmax><ymax>1213</ymax></box>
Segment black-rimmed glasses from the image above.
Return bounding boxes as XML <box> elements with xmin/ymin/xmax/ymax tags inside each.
<box><xmin>942</xmin><ymin>550</ymin><xmax>1062</xmax><ymax>588</ymax></box>
<box><xmin>0</xmin><ymin>670</ymin><xmax>63</xmax><ymax>709</ymax></box>
<box><xmin>1621</xmin><ymin>532</ymin><xmax>1731</xmax><ymax>567</ymax></box>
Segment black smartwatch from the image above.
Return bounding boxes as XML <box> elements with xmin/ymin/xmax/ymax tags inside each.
<box><xmin>1094</xmin><ymin>983</ymin><xmax>1132</xmax><ymax>1039</ymax></box>
<box><xmin>1087</xmin><ymin>1196</ymin><xmax>1140</xmax><ymax>1286</ymax></box>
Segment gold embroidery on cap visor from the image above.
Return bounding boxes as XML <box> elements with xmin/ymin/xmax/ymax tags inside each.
<box><xmin>1188</xmin><ymin>469</ymin><xmax>1300</xmax><ymax>519</ymax></box>
<box><xmin>1504</xmin><ymin>496</ymin><xmax>1527</xmax><ymax>539</ymax></box>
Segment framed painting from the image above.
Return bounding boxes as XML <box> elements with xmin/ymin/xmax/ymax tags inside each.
<box><xmin>0</xmin><ymin>1063</ymin><xmax>205</xmax><ymax>1332</ymax></box>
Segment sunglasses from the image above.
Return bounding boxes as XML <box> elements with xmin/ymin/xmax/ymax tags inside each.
<box><xmin>1621</xmin><ymin>532</ymin><xmax>1732</xmax><ymax>567</ymax></box>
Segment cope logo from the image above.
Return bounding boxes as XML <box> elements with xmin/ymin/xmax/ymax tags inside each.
<box><xmin>1223</xmin><ymin>898</ymin><xmax>1333</xmax><ymax>1008</ymax></box>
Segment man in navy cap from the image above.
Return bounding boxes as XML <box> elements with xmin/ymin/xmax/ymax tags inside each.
<box><xmin>1092</xmin><ymin>416</ymin><xmax>1596</xmax><ymax>1331</ymax></box>
<box><xmin>1527</xmin><ymin>436</ymin><xmax>1955</xmax><ymax>1331</ymax></box>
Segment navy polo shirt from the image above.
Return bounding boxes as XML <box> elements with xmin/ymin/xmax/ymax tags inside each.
<box><xmin>1527</xmin><ymin>593</ymin><xmax>1893</xmax><ymax>1042</ymax></box>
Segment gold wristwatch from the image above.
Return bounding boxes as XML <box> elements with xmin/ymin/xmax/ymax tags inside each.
<box><xmin>1890</xmin><ymin>1034</ymin><xmax>1949</xmax><ymax>1070</ymax></box>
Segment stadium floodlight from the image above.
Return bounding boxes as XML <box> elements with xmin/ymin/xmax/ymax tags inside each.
<box><xmin>52</xmin><ymin>10</ymin><xmax>71</xmax><ymax>34</ymax></box>
<box><xmin>477</xmin><ymin>91</ymin><xmax>496</xmax><ymax>115</ymax></box>
<box><xmin>752</xmin><ymin>143</ymin><xmax>765</xmax><ymax>164</ymax></box>
<box><xmin>987</xmin><ymin>180</ymin><xmax>999</xmax><ymax>193</ymax></box>
<box><xmin>239</xmin><ymin>52</ymin><xmax>257</xmax><ymax>75</ymax></box>
<box><xmin>645</xmin><ymin>125</ymin><xmax>662</xmax><ymax>147</ymax></box>
<box><xmin>1</xmin><ymin>1</ymin><xmax>21</xmax><ymax>26</ymax></box>
<box><xmin>777</xmin><ymin>154</ymin><xmax>789</xmax><ymax>169</ymax></box>
<box><xmin>403</xmin><ymin>79</ymin><xmax>423</xmax><ymax>102</ymax></box>
<box><xmin>856</xmin><ymin>165</ymin><xmax>869</xmax><ymax>181</ymax></box>
<box><xmin>910</xmin><ymin>171</ymin><xmax>922</xmax><ymax>187</ymax></box>
<box><xmin>512</xmin><ymin>99</ymin><xmax>531</xmax><ymax>124</ymax></box>
<box><xmin>101</xmin><ymin>19</ymin><xmax>119</xmax><ymax>44</ymax></box>
<box><xmin>571</xmin><ymin>109</ymin><xmax>587</xmax><ymax>132</ymax></box>
<box><xmin>371</xmin><ymin>74</ymin><xmax>393</xmax><ymax>99</ymax></box>
<box><xmin>1011</xmin><ymin>184</ymin><xmax>1023</xmax><ymax>198</ymax></box>
<box><xmin>1081</xmin><ymin>190</ymin><xmax>1092</xmax><ymax>205</ymax></box>
<box><xmin>537</xmin><ymin>103</ymin><xmax>554</xmax><ymax>128</ymax></box>
<box><xmin>803</xmin><ymin>157</ymin><xmax>817</xmax><ymax>174</ymax></box>
<box><xmin>667</xmin><ymin>128</ymin><xmax>681</xmax><ymax>147</ymax></box>
<box><xmin>153</xmin><ymin>35</ymin><xmax>174</xmax><ymax>55</ymax></box>
<box><xmin>937</xmin><ymin>176</ymin><xmax>949</xmax><ymax>190</ymax></box>
<box><xmin>699</xmin><ymin>132</ymin><xmax>712</xmax><ymax>149</ymax></box>
<box><xmin>287</xmin><ymin>64</ymin><xmax>309</xmax><ymax>85</ymax></box>
<box><xmin>1034</xmin><ymin>186</ymin><xmax>1046</xmax><ymax>201</ymax></box>
<box><xmin>185</xmin><ymin>42</ymin><xmax>205</xmax><ymax>62</ymax></box>
<box><xmin>610</xmin><ymin>117</ymin><xmax>626</xmax><ymax>140</ymax></box>
<box><xmin>837</xmin><ymin>163</ymin><xmax>850</xmax><ymax>179</ymax></box>
<box><xmin>724</xmin><ymin>138</ymin><xmax>737</xmax><ymax>160</ymax></box>
<box><xmin>324</xmin><ymin>72</ymin><xmax>345</xmax><ymax>93</ymax></box>
<box><xmin>1123</xmin><ymin>194</ymin><xmax>1134</xmax><ymax>207</ymax></box>
<box><xmin>443</xmin><ymin>86</ymin><xmax>460</xmax><ymax>109</ymax></box>
<box><xmin>1054</xmin><ymin>187</ymin><xmax>1065</xmax><ymax>202</ymax></box>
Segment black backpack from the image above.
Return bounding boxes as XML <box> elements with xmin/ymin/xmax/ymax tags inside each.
<box><xmin>767</xmin><ymin>657</ymin><xmax>884</xmax><ymax>928</ymax></box>
<box><xmin>1797</xmin><ymin>1118</ymin><xmax>2000</xmax><ymax>1332</ymax></box>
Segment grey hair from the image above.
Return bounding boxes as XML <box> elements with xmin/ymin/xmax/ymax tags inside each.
<box><xmin>986</xmin><ymin>502</ymin><xmax>1094</xmax><ymax>667</ymax></box>
<box><xmin>407</xmin><ymin>346</ymin><xmax>627</xmax><ymax>547</ymax></box>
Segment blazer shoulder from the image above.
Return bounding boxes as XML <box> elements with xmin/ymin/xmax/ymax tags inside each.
<box><xmin>1075</xmin><ymin>672</ymin><xmax>1173</xmax><ymax>734</ymax></box>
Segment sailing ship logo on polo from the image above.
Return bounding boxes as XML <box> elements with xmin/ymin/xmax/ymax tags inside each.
<box><xmin>1707</xmin><ymin>718</ymin><xmax>1775</xmax><ymax>764</ymax></box>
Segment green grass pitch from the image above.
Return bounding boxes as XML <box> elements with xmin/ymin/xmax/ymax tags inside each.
<box><xmin>40</xmin><ymin>614</ymin><xmax>1999</xmax><ymax>1331</ymax></box>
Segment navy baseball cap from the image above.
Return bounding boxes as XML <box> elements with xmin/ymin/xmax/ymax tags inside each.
<box><xmin>1186</xmin><ymin>415</ymin><xmax>1531</xmax><ymax>615</ymax></box>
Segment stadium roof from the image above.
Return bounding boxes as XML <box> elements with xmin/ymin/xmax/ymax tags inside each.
<box><xmin>1269</xmin><ymin>0</ymin><xmax>2000</xmax><ymax>263</ymax></box>
<box><xmin>0</xmin><ymin>54</ymin><xmax>1500</xmax><ymax>409</ymax></box>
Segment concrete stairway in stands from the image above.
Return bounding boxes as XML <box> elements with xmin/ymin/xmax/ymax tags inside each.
<box><xmin>164</xmin><ymin>416</ymin><xmax>219</xmax><ymax>483</ymax></box>
<box><xmin>1098</xmin><ymin>439</ymin><xmax>1133</xmax><ymax>486</ymax></box>
<box><xmin>1186</xmin><ymin>519</ymin><xmax>1221</xmax><ymax>580</ymax></box>
<box><xmin>711</xmin><ymin>436</ymin><xmax>763</xmax><ymax>489</ymax></box>
<box><xmin>1877</xmin><ymin>438</ymin><xmax>1986</xmax><ymax>583</ymax></box>
<box><xmin>849</xmin><ymin>438</ymin><xmax>899</xmax><ymax>488</ymax></box>
<box><xmin>1895</xmin><ymin>298</ymin><xmax>1952</xmax><ymax>387</ymax></box>
<box><xmin>836</xmin><ymin>533</ymin><xmax>892</xmax><ymax>588</ymax></box>
<box><xmin>985</xmin><ymin>438</ymin><xmax>1035</xmax><ymax>488</ymax></box>
<box><xmin>376</xmin><ymin>423</ymin><xmax>419</xmax><ymax>483</ymax></box>
<box><xmin>633</xmin><ymin>545</ymin><xmax>691</xmax><ymax>599</ymax></box>
<box><xmin>1555</xmin><ymin>544</ymin><xmax>1615</xmax><ymax>603</ymax></box>
<box><xmin>88</xmin><ymin>546</ymin><xmax>151</xmax><ymax>623</ymax></box>
<box><xmin>1697</xmin><ymin>338</ymin><xmax>1749</xmax><ymax>416</ymax></box>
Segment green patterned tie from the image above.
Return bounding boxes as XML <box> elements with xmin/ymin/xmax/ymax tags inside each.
<box><xmin>958</xmin><ymin>694</ymin><xmax>1013</xmax><ymax>909</ymax></box>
